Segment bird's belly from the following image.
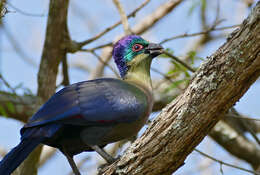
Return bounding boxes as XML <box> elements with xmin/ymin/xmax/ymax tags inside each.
<box><xmin>80</xmin><ymin>113</ymin><xmax>150</xmax><ymax>147</ymax></box>
<box><xmin>43</xmin><ymin>115</ymin><xmax>149</xmax><ymax>155</ymax></box>
<box><xmin>101</xmin><ymin>117</ymin><xmax>148</xmax><ymax>144</ymax></box>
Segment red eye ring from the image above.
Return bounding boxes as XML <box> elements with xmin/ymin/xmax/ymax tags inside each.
<box><xmin>132</xmin><ymin>44</ymin><xmax>144</xmax><ymax>52</ymax></box>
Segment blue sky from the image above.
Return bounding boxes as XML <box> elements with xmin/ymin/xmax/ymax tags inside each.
<box><xmin>0</xmin><ymin>0</ymin><xmax>259</xmax><ymax>174</ymax></box>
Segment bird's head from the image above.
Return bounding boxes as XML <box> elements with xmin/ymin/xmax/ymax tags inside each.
<box><xmin>112</xmin><ymin>35</ymin><xmax>163</xmax><ymax>79</ymax></box>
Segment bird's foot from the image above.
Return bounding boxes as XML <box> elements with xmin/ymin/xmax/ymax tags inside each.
<box><xmin>97</xmin><ymin>156</ymin><xmax>120</xmax><ymax>173</ymax></box>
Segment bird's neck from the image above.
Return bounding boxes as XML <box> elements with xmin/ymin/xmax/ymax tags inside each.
<box><xmin>124</xmin><ymin>58</ymin><xmax>153</xmax><ymax>92</ymax></box>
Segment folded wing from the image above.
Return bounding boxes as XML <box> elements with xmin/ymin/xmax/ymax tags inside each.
<box><xmin>24</xmin><ymin>78</ymin><xmax>148</xmax><ymax>129</ymax></box>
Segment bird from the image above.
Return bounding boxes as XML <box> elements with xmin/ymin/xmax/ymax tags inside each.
<box><xmin>0</xmin><ymin>35</ymin><xmax>163</xmax><ymax>175</ymax></box>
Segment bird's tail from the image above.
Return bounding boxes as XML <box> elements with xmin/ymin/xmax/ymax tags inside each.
<box><xmin>0</xmin><ymin>138</ymin><xmax>43</xmax><ymax>175</ymax></box>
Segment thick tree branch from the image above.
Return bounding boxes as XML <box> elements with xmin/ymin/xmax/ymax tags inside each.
<box><xmin>100</xmin><ymin>3</ymin><xmax>260</xmax><ymax>174</ymax></box>
<box><xmin>15</xmin><ymin>0</ymin><xmax>71</xmax><ymax>175</ymax></box>
<box><xmin>37</xmin><ymin>0</ymin><xmax>70</xmax><ymax>101</ymax></box>
<box><xmin>210</xmin><ymin>121</ymin><xmax>260</xmax><ymax>170</ymax></box>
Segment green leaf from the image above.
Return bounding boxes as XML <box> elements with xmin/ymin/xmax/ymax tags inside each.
<box><xmin>172</xmin><ymin>61</ymin><xmax>187</xmax><ymax>72</ymax></box>
<box><xmin>187</xmin><ymin>50</ymin><xmax>205</xmax><ymax>64</ymax></box>
<box><xmin>197</xmin><ymin>57</ymin><xmax>205</xmax><ymax>61</ymax></box>
<box><xmin>6</xmin><ymin>101</ymin><xmax>15</xmax><ymax>113</ymax></box>
<box><xmin>160</xmin><ymin>48</ymin><xmax>174</xmax><ymax>58</ymax></box>
<box><xmin>0</xmin><ymin>105</ymin><xmax>7</xmax><ymax>117</ymax></box>
<box><xmin>188</xmin><ymin>51</ymin><xmax>197</xmax><ymax>64</ymax></box>
<box><xmin>166</xmin><ymin>69</ymin><xmax>175</xmax><ymax>75</ymax></box>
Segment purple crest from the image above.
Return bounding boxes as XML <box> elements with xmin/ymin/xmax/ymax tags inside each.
<box><xmin>112</xmin><ymin>35</ymin><xmax>143</xmax><ymax>78</ymax></box>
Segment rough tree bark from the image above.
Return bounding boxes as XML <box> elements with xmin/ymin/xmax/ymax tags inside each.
<box><xmin>101</xmin><ymin>3</ymin><xmax>260</xmax><ymax>175</ymax></box>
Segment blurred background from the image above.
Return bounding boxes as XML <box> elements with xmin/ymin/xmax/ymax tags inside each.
<box><xmin>0</xmin><ymin>0</ymin><xmax>259</xmax><ymax>174</ymax></box>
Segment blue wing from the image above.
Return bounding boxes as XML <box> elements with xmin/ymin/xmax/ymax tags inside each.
<box><xmin>24</xmin><ymin>78</ymin><xmax>148</xmax><ymax>128</ymax></box>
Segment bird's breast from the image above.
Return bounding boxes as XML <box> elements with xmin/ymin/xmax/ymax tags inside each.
<box><xmin>101</xmin><ymin>87</ymin><xmax>153</xmax><ymax>144</ymax></box>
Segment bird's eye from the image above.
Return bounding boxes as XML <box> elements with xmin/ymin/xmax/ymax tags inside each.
<box><xmin>132</xmin><ymin>44</ymin><xmax>143</xmax><ymax>52</ymax></box>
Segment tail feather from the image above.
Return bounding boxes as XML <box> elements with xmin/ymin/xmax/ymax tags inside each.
<box><xmin>0</xmin><ymin>138</ymin><xmax>42</xmax><ymax>175</ymax></box>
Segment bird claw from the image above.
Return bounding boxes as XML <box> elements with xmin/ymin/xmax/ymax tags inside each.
<box><xmin>97</xmin><ymin>156</ymin><xmax>120</xmax><ymax>173</ymax></box>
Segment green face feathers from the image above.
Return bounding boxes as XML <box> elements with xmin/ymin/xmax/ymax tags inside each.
<box><xmin>124</xmin><ymin>38</ymin><xmax>149</xmax><ymax>62</ymax></box>
<box><xmin>112</xmin><ymin>35</ymin><xmax>162</xmax><ymax>78</ymax></box>
<box><xmin>112</xmin><ymin>35</ymin><xmax>149</xmax><ymax>78</ymax></box>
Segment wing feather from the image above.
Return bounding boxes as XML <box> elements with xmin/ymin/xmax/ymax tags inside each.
<box><xmin>24</xmin><ymin>78</ymin><xmax>148</xmax><ymax>128</ymax></box>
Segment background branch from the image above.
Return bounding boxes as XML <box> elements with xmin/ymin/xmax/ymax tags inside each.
<box><xmin>195</xmin><ymin>149</ymin><xmax>260</xmax><ymax>175</ymax></box>
<box><xmin>112</xmin><ymin>0</ymin><xmax>132</xmax><ymax>35</ymax></box>
<box><xmin>16</xmin><ymin>0</ymin><xmax>71</xmax><ymax>174</ymax></box>
<box><xmin>90</xmin><ymin>0</ymin><xmax>183</xmax><ymax>79</ymax></box>
<box><xmin>76</xmin><ymin>0</ymin><xmax>150</xmax><ymax>48</ymax></box>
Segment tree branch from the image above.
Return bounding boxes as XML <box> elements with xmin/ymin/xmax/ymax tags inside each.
<box><xmin>91</xmin><ymin>0</ymin><xmax>183</xmax><ymax>79</ymax></box>
<box><xmin>195</xmin><ymin>149</ymin><xmax>260</xmax><ymax>175</ymax></box>
<box><xmin>16</xmin><ymin>0</ymin><xmax>71</xmax><ymax>174</ymax></box>
<box><xmin>210</xmin><ymin>120</ymin><xmax>260</xmax><ymax>170</ymax></box>
<box><xmin>76</xmin><ymin>0</ymin><xmax>150</xmax><ymax>48</ymax></box>
<box><xmin>160</xmin><ymin>24</ymin><xmax>240</xmax><ymax>44</ymax></box>
<box><xmin>0</xmin><ymin>91</ymin><xmax>37</xmax><ymax>122</ymax></box>
<box><xmin>0</xmin><ymin>0</ymin><xmax>7</xmax><ymax>18</ymax></box>
<box><xmin>100</xmin><ymin>2</ymin><xmax>260</xmax><ymax>174</ymax></box>
<box><xmin>113</xmin><ymin>0</ymin><xmax>132</xmax><ymax>35</ymax></box>
<box><xmin>133</xmin><ymin>0</ymin><xmax>183</xmax><ymax>35</ymax></box>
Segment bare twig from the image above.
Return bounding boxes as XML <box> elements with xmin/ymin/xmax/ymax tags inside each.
<box><xmin>77</xmin><ymin>0</ymin><xmax>150</xmax><ymax>47</ymax></box>
<box><xmin>6</xmin><ymin>2</ymin><xmax>45</xmax><ymax>17</ymax></box>
<box><xmin>226</xmin><ymin>116</ymin><xmax>260</xmax><ymax>122</ymax></box>
<box><xmin>0</xmin><ymin>74</ymin><xmax>27</xmax><ymax>108</ymax></box>
<box><xmin>162</xmin><ymin>50</ymin><xmax>196</xmax><ymax>72</ymax></box>
<box><xmin>91</xmin><ymin>51</ymin><xmax>120</xmax><ymax>78</ymax></box>
<box><xmin>228</xmin><ymin>108</ymin><xmax>260</xmax><ymax>145</ymax></box>
<box><xmin>0</xmin><ymin>91</ymin><xmax>38</xmax><ymax>122</ymax></box>
<box><xmin>89</xmin><ymin>47</ymin><xmax>113</xmax><ymax>79</ymax></box>
<box><xmin>195</xmin><ymin>149</ymin><xmax>260</xmax><ymax>175</ymax></box>
<box><xmin>2</xmin><ymin>24</ymin><xmax>37</xmax><ymax>67</ymax></box>
<box><xmin>210</xmin><ymin>120</ymin><xmax>260</xmax><ymax>169</ymax></box>
<box><xmin>113</xmin><ymin>0</ymin><xmax>132</xmax><ymax>35</ymax></box>
<box><xmin>61</xmin><ymin>56</ymin><xmax>70</xmax><ymax>86</ymax></box>
<box><xmin>160</xmin><ymin>25</ymin><xmax>240</xmax><ymax>44</ymax></box>
<box><xmin>133</xmin><ymin>0</ymin><xmax>183</xmax><ymax>34</ymax></box>
<box><xmin>91</xmin><ymin>0</ymin><xmax>184</xmax><ymax>79</ymax></box>
<box><xmin>80</xmin><ymin>42</ymin><xmax>112</xmax><ymax>52</ymax></box>
<box><xmin>0</xmin><ymin>74</ymin><xmax>16</xmax><ymax>94</ymax></box>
